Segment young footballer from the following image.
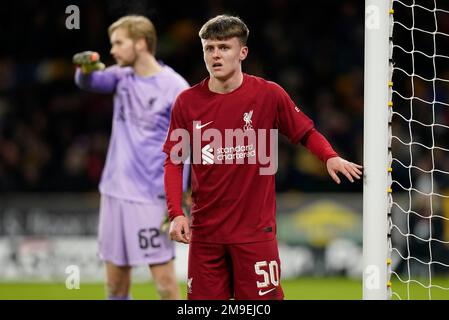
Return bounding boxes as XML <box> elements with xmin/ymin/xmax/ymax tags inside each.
<box><xmin>163</xmin><ymin>15</ymin><xmax>362</xmax><ymax>300</ymax></box>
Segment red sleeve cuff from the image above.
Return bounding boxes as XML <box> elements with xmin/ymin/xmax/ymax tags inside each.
<box><xmin>301</xmin><ymin>128</ymin><xmax>339</xmax><ymax>163</ymax></box>
<box><xmin>169</xmin><ymin>212</ymin><xmax>185</xmax><ymax>222</ymax></box>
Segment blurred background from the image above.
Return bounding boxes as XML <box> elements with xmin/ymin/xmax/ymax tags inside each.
<box><xmin>0</xmin><ymin>0</ymin><xmax>365</xmax><ymax>193</ymax></box>
<box><xmin>0</xmin><ymin>0</ymin><xmax>447</xmax><ymax>299</ymax></box>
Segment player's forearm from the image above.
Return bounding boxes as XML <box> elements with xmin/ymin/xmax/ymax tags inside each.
<box><xmin>74</xmin><ymin>68</ymin><xmax>117</xmax><ymax>94</ymax></box>
<box><xmin>301</xmin><ymin>128</ymin><xmax>339</xmax><ymax>163</ymax></box>
<box><xmin>164</xmin><ymin>156</ymin><xmax>185</xmax><ymax>221</ymax></box>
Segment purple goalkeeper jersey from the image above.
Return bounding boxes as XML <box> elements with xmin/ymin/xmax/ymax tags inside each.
<box><xmin>75</xmin><ymin>64</ymin><xmax>189</xmax><ymax>203</ymax></box>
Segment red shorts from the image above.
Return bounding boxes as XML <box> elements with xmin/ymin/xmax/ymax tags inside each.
<box><xmin>187</xmin><ymin>238</ymin><xmax>284</xmax><ymax>300</ymax></box>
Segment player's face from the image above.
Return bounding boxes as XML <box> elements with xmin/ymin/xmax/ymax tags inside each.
<box><xmin>202</xmin><ymin>37</ymin><xmax>248</xmax><ymax>81</ymax></box>
<box><xmin>110</xmin><ymin>28</ymin><xmax>138</xmax><ymax>67</ymax></box>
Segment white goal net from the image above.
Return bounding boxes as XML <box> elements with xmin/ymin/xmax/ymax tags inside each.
<box><xmin>388</xmin><ymin>0</ymin><xmax>449</xmax><ymax>299</ymax></box>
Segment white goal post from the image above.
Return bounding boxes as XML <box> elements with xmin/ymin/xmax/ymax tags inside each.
<box><xmin>363</xmin><ymin>0</ymin><xmax>392</xmax><ymax>300</ymax></box>
<box><xmin>364</xmin><ymin>0</ymin><xmax>449</xmax><ymax>300</ymax></box>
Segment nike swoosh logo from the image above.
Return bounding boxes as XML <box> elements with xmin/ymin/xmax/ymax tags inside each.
<box><xmin>258</xmin><ymin>287</ymin><xmax>276</xmax><ymax>296</ymax></box>
<box><xmin>195</xmin><ymin>121</ymin><xmax>213</xmax><ymax>129</ymax></box>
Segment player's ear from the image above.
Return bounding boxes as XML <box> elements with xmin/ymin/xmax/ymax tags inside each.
<box><xmin>135</xmin><ymin>38</ymin><xmax>147</xmax><ymax>52</ymax></box>
<box><xmin>240</xmin><ymin>46</ymin><xmax>248</xmax><ymax>61</ymax></box>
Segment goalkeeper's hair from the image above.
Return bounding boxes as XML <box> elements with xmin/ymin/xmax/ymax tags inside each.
<box><xmin>108</xmin><ymin>15</ymin><xmax>157</xmax><ymax>54</ymax></box>
<box><xmin>199</xmin><ymin>15</ymin><xmax>249</xmax><ymax>45</ymax></box>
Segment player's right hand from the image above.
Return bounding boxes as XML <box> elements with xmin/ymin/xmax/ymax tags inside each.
<box><xmin>72</xmin><ymin>51</ymin><xmax>105</xmax><ymax>74</ymax></box>
<box><xmin>169</xmin><ymin>215</ymin><xmax>190</xmax><ymax>244</ymax></box>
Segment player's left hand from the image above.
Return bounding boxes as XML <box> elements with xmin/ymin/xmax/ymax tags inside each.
<box><xmin>326</xmin><ymin>156</ymin><xmax>363</xmax><ymax>184</ymax></box>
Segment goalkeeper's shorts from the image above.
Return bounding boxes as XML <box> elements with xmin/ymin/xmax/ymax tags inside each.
<box><xmin>98</xmin><ymin>194</ymin><xmax>174</xmax><ymax>266</ymax></box>
<box><xmin>187</xmin><ymin>238</ymin><xmax>284</xmax><ymax>300</ymax></box>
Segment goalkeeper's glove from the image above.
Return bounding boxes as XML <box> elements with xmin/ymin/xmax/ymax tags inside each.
<box><xmin>72</xmin><ymin>51</ymin><xmax>105</xmax><ymax>74</ymax></box>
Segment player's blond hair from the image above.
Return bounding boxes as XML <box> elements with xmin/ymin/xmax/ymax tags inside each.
<box><xmin>108</xmin><ymin>15</ymin><xmax>157</xmax><ymax>54</ymax></box>
<box><xmin>199</xmin><ymin>15</ymin><xmax>249</xmax><ymax>45</ymax></box>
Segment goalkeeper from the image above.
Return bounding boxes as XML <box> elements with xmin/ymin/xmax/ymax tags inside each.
<box><xmin>73</xmin><ymin>15</ymin><xmax>189</xmax><ymax>300</ymax></box>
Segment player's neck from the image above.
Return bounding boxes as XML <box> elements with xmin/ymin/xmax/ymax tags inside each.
<box><xmin>208</xmin><ymin>71</ymin><xmax>244</xmax><ymax>94</ymax></box>
<box><xmin>133</xmin><ymin>54</ymin><xmax>162</xmax><ymax>77</ymax></box>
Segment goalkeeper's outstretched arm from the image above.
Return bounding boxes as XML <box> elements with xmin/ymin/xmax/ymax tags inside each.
<box><xmin>73</xmin><ymin>51</ymin><xmax>118</xmax><ymax>94</ymax></box>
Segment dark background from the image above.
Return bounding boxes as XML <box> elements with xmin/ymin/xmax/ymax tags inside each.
<box><xmin>0</xmin><ymin>0</ymin><xmax>367</xmax><ymax>193</ymax></box>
